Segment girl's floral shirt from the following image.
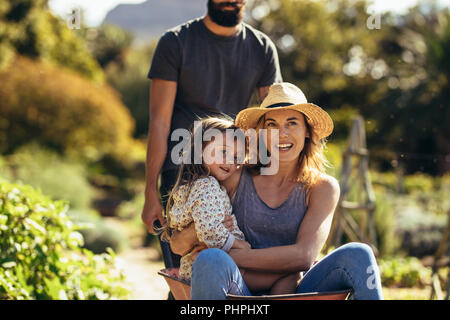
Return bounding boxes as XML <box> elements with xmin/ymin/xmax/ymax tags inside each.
<box><xmin>168</xmin><ymin>176</ymin><xmax>245</xmax><ymax>282</ymax></box>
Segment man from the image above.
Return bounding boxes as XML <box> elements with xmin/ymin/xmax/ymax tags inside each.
<box><xmin>142</xmin><ymin>0</ymin><xmax>283</xmax><ymax>269</ymax></box>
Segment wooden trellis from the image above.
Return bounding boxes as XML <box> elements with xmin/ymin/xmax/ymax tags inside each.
<box><xmin>429</xmin><ymin>209</ymin><xmax>450</xmax><ymax>300</ymax></box>
<box><xmin>327</xmin><ymin>116</ymin><xmax>378</xmax><ymax>255</ymax></box>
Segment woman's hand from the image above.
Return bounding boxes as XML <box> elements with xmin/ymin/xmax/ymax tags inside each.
<box><xmin>169</xmin><ymin>222</ymin><xmax>200</xmax><ymax>256</ymax></box>
<box><xmin>232</xmin><ymin>239</ymin><xmax>251</xmax><ymax>250</ymax></box>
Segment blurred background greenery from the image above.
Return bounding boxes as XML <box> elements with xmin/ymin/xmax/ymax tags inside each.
<box><xmin>0</xmin><ymin>0</ymin><xmax>449</xmax><ymax>299</ymax></box>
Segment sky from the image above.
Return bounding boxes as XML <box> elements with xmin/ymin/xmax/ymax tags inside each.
<box><xmin>48</xmin><ymin>0</ymin><xmax>450</xmax><ymax>27</ymax></box>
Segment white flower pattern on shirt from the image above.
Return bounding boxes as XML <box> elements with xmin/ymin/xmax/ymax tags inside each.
<box><xmin>168</xmin><ymin>176</ymin><xmax>245</xmax><ymax>282</ymax></box>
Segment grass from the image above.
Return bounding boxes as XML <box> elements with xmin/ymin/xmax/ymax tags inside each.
<box><xmin>383</xmin><ymin>287</ymin><xmax>432</xmax><ymax>300</ymax></box>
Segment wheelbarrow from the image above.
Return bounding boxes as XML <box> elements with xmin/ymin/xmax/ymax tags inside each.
<box><xmin>158</xmin><ymin>268</ymin><xmax>352</xmax><ymax>300</ymax></box>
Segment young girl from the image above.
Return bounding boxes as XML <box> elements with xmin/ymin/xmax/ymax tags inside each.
<box><xmin>161</xmin><ymin>117</ymin><xmax>249</xmax><ymax>283</ymax></box>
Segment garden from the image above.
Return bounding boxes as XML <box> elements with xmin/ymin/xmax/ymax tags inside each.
<box><xmin>0</xmin><ymin>0</ymin><xmax>449</xmax><ymax>300</ymax></box>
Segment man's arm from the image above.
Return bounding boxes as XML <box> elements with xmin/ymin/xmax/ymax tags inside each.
<box><xmin>141</xmin><ymin>79</ymin><xmax>177</xmax><ymax>233</ymax></box>
<box><xmin>258</xmin><ymin>86</ymin><xmax>270</xmax><ymax>103</ymax></box>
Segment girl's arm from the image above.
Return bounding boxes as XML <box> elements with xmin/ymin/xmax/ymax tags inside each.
<box><xmin>190</xmin><ymin>178</ymin><xmax>244</xmax><ymax>250</ymax></box>
<box><xmin>229</xmin><ymin>174</ymin><xmax>340</xmax><ymax>273</ymax></box>
<box><xmin>170</xmin><ymin>169</ymin><xmax>243</xmax><ymax>255</ymax></box>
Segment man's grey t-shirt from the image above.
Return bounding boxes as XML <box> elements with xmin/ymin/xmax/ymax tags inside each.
<box><xmin>148</xmin><ymin>18</ymin><xmax>283</xmax><ymax>172</ymax></box>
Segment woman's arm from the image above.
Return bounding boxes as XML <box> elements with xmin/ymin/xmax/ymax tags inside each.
<box><xmin>241</xmin><ymin>270</ymin><xmax>290</xmax><ymax>293</ymax></box>
<box><xmin>229</xmin><ymin>174</ymin><xmax>340</xmax><ymax>273</ymax></box>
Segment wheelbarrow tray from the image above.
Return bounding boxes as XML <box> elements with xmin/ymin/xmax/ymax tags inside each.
<box><xmin>158</xmin><ymin>268</ymin><xmax>352</xmax><ymax>300</ymax></box>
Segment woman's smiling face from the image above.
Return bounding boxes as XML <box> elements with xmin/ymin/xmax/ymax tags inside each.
<box><xmin>262</xmin><ymin>109</ymin><xmax>310</xmax><ymax>163</ymax></box>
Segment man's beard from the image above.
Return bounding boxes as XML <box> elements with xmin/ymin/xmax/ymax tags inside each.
<box><xmin>207</xmin><ymin>0</ymin><xmax>244</xmax><ymax>27</ymax></box>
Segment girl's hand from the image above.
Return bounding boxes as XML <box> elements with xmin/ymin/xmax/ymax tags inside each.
<box><xmin>222</xmin><ymin>215</ymin><xmax>235</xmax><ymax>232</ymax></box>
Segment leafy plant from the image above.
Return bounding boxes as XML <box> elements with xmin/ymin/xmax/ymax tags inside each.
<box><xmin>0</xmin><ymin>179</ymin><xmax>130</xmax><ymax>299</ymax></box>
<box><xmin>379</xmin><ymin>257</ymin><xmax>432</xmax><ymax>288</ymax></box>
<box><xmin>0</xmin><ymin>144</ymin><xmax>92</xmax><ymax>211</ymax></box>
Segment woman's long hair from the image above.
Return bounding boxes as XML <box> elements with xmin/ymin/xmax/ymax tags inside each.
<box><xmin>247</xmin><ymin>113</ymin><xmax>329</xmax><ymax>190</ymax></box>
<box><xmin>160</xmin><ymin>116</ymin><xmax>238</xmax><ymax>242</ymax></box>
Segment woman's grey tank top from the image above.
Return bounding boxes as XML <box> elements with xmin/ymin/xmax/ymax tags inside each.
<box><xmin>232</xmin><ymin>168</ymin><xmax>308</xmax><ymax>249</ymax></box>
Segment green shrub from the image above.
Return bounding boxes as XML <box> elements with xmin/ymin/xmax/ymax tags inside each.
<box><xmin>0</xmin><ymin>144</ymin><xmax>92</xmax><ymax>211</ymax></box>
<box><xmin>379</xmin><ymin>257</ymin><xmax>432</xmax><ymax>288</ymax></box>
<box><xmin>0</xmin><ymin>55</ymin><xmax>136</xmax><ymax>163</ymax></box>
<box><xmin>370</xmin><ymin>171</ymin><xmax>398</xmax><ymax>192</ymax></box>
<box><xmin>373</xmin><ymin>187</ymin><xmax>400</xmax><ymax>257</ymax></box>
<box><xmin>0</xmin><ymin>179</ymin><xmax>130</xmax><ymax>299</ymax></box>
<box><xmin>68</xmin><ymin>209</ymin><xmax>128</xmax><ymax>254</ymax></box>
<box><xmin>403</xmin><ymin>173</ymin><xmax>435</xmax><ymax>194</ymax></box>
<box><xmin>395</xmin><ymin>205</ymin><xmax>447</xmax><ymax>258</ymax></box>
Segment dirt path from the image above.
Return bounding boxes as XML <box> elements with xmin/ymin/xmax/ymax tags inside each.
<box><xmin>104</xmin><ymin>217</ymin><xmax>170</xmax><ymax>300</ymax></box>
<box><xmin>116</xmin><ymin>246</ymin><xmax>170</xmax><ymax>300</ymax></box>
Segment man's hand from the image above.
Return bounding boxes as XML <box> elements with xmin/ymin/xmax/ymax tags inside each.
<box><xmin>141</xmin><ymin>190</ymin><xmax>164</xmax><ymax>234</ymax></box>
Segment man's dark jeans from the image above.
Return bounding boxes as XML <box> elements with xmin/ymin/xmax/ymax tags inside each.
<box><xmin>157</xmin><ymin>169</ymin><xmax>181</xmax><ymax>269</ymax></box>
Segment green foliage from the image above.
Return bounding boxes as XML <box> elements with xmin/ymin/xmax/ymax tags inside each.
<box><xmin>68</xmin><ymin>209</ymin><xmax>128</xmax><ymax>255</ymax></box>
<box><xmin>247</xmin><ymin>0</ymin><xmax>450</xmax><ymax>175</ymax></box>
<box><xmin>403</xmin><ymin>173</ymin><xmax>435</xmax><ymax>193</ymax></box>
<box><xmin>0</xmin><ymin>179</ymin><xmax>130</xmax><ymax>300</ymax></box>
<box><xmin>372</xmin><ymin>187</ymin><xmax>399</xmax><ymax>257</ymax></box>
<box><xmin>105</xmin><ymin>43</ymin><xmax>156</xmax><ymax>138</ymax></box>
<box><xmin>0</xmin><ymin>146</ymin><xmax>130</xmax><ymax>254</ymax></box>
<box><xmin>371</xmin><ymin>171</ymin><xmax>398</xmax><ymax>192</ymax></box>
<box><xmin>327</xmin><ymin>107</ymin><xmax>360</xmax><ymax>142</ymax></box>
<box><xmin>395</xmin><ymin>205</ymin><xmax>447</xmax><ymax>257</ymax></box>
<box><xmin>0</xmin><ymin>144</ymin><xmax>92</xmax><ymax>211</ymax></box>
<box><xmin>0</xmin><ymin>55</ymin><xmax>136</xmax><ymax>163</ymax></box>
<box><xmin>117</xmin><ymin>193</ymin><xmax>145</xmax><ymax>220</ymax></box>
<box><xmin>0</xmin><ymin>0</ymin><xmax>103</xmax><ymax>81</ymax></box>
<box><xmin>79</xmin><ymin>23</ymin><xmax>134</xmax><ymax>69</ymax></box>
<box><xmin>323</xmin><ymin>142</ymin><xmax>343</xmax><ymax>178</ymax></box>
<box><xmin>379</xmin><ymin>257</ymin><xmax>432</xmax><ymax>288</ymax></box>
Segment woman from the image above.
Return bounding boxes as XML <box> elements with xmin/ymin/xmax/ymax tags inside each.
<box><xmin>170</xmin><ymin>82</ymin><xmax>383</xmax><ymax>300</ymax></box>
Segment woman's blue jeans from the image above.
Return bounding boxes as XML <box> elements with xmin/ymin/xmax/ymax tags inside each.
<box><xmin>191</xmin><ymin>242</ymin><xmax>383</xmax><ymax>300</ymax></box>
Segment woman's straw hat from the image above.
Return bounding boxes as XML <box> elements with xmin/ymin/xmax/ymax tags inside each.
<box><xmin>235</xmin><ymin>82</ymin><xmax>333</xmax><ymax>139</ymax></box>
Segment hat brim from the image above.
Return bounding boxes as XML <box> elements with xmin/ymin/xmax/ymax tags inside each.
<box><xmin>235</xmin><ymin>103</ymin><xmax>333</xmax><ymax>139</ymax></box>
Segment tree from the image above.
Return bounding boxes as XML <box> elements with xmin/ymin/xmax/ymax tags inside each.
<box><xmin>0</xmin><ymin>0</ymin><xmax>103</xmax><ymax>82</ymax></box>
<box><xmin>246</xmin><ymin>0</ymin><xmax>449</xmax><ymax>175</ymax></box>
<box><xmin>0</xmin><ymin>56</ymin><xmax>135</xmax><ymax>163</ymax></box>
